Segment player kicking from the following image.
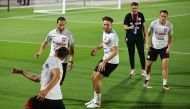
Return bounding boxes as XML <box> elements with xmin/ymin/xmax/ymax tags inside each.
<box><xmin>144</xmin><ymin>9</ymin><xmax>173</xmax><ymax>90</ymax></box>
<box><xmin>11</xmin><ymin>47</ymin><xmax>69</xmax><ymax>109</ymax></box>
<box><xmin>85</xmin><ymin>16</ymin><xmax>119</xmax><ymax>108</ymax></box>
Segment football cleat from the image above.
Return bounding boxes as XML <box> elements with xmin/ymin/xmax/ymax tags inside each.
<box><xmin>163</xmin><ymin>85</ymin><xmax>170</xmax><ymax>90</ymax></box>
<box><xmin>86</xmin><ymin>102</ymin><xmax>101</xmax><ymax>108</ymax></box>
<box><xmin>143</xmin><ymin>80</ymin><xmax>152</xmax><ymax>88</ymax></box>
<box><xmin>85</xmin><ymin>99</ymin><xmax>94</xmax><ymax>106</ymax></box>
<box><xmin>129</xmin><ymin>69</ymin><xmax>135</xmax><ymax>77</ymax></box>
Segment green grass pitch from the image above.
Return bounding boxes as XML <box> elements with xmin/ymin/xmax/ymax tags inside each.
<box><xmin>0</xmin><ymin>0</ymin><xmax>190</xmax><ymax>109</ymax></box>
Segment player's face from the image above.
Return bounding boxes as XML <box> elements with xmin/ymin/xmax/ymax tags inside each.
<box><xmin>57</xmin><ymin>20</ymin><xmax>66</xmax><ymax>32</ymax></box>
<box><xmin>103</xmin><ymin>20</ymin><xmax>112</xmax><ymax>33</ymax></box>
<box><xmin>159</xmin><ymin>12</ymin><xmax>168</xmax><ymax>24</ymax></box>
<box><xmin>131</xmin><ymin>5</ymin><xmax>138</xmax><ymax>14</ymax></box>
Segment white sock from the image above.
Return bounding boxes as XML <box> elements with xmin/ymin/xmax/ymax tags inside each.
<box><xmin>163</xmin><ymin>79</ymin><xmax>167</xmax><ymax>85</ymax></box>
<box><xmin>94</xmin><ymin>92</ymin><xmax>101</xmax><ymax>103</ymax></box>
<box><xmin>146</xmin><ymin>74</ymin><xmax>150</xmax><ymax>80</ymax></box>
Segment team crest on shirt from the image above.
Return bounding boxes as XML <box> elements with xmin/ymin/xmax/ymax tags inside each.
<box><xmin>62</xmin><ymin>38</ymin><xmax>66</xmax><ymax>42</ymax></box>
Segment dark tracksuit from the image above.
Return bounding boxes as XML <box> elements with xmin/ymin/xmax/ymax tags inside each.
<box><xmin>123</xmin><ymin>12</ymin><xmax>146</xmax><ymax>70</ymax></box>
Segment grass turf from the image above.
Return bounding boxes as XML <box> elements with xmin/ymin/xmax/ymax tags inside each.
<box><xmin>0</xmin><ymin>0</ymin><xmax>190</xmax><ymax>109</ymax></box>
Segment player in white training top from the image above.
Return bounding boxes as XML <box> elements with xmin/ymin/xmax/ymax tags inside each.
<box><xmin>11</xmin><ymin>47</ymin><xmax>69</xmax><ymax>109</ymax></box>
<box><xmin>35</xmin><ymin>17</ymin><xmax>74</xmax><ymax>85</ymax></box>
<box><xmin>144</xmin><ymin>9</ymin><xmax>173</xmax><ymax>90</ymax></box>
<box><xmin>85</xmin><ymin>16</ymin><xmax>119</xmax><ymax>108</ymax></box>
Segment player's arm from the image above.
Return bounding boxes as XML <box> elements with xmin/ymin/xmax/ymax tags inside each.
<box><xmin>98</xmin><ymin>46</ymin><xmax>118</xmax><ymax>71</ymax></box>
<box><xmin>123</xmin><ymin>14</ymin><xmax>134</xmax><ymax>30</ymax></box>
<box><xmin>67</xmin><ymin>46</ymin><xmax>74</xmax><ymax>70</ymax></box>
<box><xmin>166</xmin><ymin>33</ymin><xmax>173</xmax><ymax>54</ymax></box>
<box><xmin>123</xmin><ymin>24</ymin><xmax>134</xmax><ymax>30</ymax></box>
<box><xmin>143</xmin><ymin>23</ymin><xmax>148</xmax><ymax>39</ymax></box>
<box><xmin>11</xmin><ymin>68</ymin><xmax>40</xmax><ymax>82</ymax></box>
<box><xmin>104</xmin><ymin>46</ymin><xmax>117</xmax><ymax>63</ymax></box>
<box><xmin>146</xmin><ymin>22</ymin><xmax>153</xmax><ymax>50</ymax></box>
<box><xmin>37</xmin><ymin>68</ymin><xmax>60</xmax><ymax>101</ymax></box>
<box><xmin>146</xmin><ymin>32</ymin><xmax>151</xmax><ymax>50</ymax></box>
<box><xmin>35</xmin><ymin>40</ymin><xmax>49</xmax><ymax>59</ymax></box>
<box><xmin>91</xmin><ymin>43</ymin><xmax>103</xmax><ymax>56</ymax></box>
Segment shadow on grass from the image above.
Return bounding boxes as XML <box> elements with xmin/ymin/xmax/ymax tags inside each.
<box><xmin>64</xmin><ymin>98</ymin><xmax>86</xmax><ymax>106</ymax></box>
<box><xmin>101</xmin><ymin>76</ymin><xmax>143</xmax><ymax>108</ymax></box>
<box><xmin>170</xmin><ymin>71</ymin><xmax>190</xmax><ymax>75</ymax></box>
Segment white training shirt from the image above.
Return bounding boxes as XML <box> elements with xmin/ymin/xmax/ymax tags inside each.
<box><xmin>148</xmin><ymin>19</ymin><xmax>173</xmax><ymax>49</ymax></box>
<box><xmin>45</xmin><ymin>28</ymin><xmax>74</xmax><ymax>63</ymax></box>
<box><xmin>102</xmin><ymin>29</ymin><xmax>119</xmax><ymax>64</ymax></box>
<box><xmin>40</xmin><ymin>56</ymin><xmax>63</xmax><ymax>100</ymax></box>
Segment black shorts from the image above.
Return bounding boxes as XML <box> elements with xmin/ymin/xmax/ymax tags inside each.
<box><xmin>147</xmin><ymin>47</ymin><xmax>169</xmax><ymax>61</ymax></box>
<box><xmin>30</xmin><ymin>96</ymin><xmax>65</xmax><ymax>109</ymax></box>
<box><xmin>94</xmin><ymin>60</ymin><xmax>118</xmax><ymax>77</ymax></box>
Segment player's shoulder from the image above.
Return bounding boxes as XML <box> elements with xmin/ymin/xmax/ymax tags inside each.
<box><xmin>48</xmin><ymin>28</ymin><xmax>57</xmax><ymax>34</ymax></box>
<box><xmin>125</xmin><ymin>13</ymin><xmax>131</xmax><ymax>17</ymax></box>
<box><xmin>64</xmin><ymin>29</ymin><xmax>73</xmax><ymax>37</ymax></box>
<box><xmin>110</xmin><ymin>29</ymin><xmax>119</xmax><ymax>39</ymax></box>
<box><xmin>151</xmin><ymin>19</ymin><xmax>159</xmax><ymax>25</ymax></box>
<box><xmin>166</xmin><ymin>20</ymin><xmax>173</xmax><ymax>27</ymax></box>
<box><xmin>64</xmin><ymin>28</ymin><xmax>72</xmax><ymax>34</ymax></box>
<box><xmin>111</xmin><ymin>29</ymin><xmax>118</xmax><ymax>35</ymax></box>
<box><xmin>138</xmin><ymin>12</ymin><xmax>144</xmax><ymax>16</ymax></box>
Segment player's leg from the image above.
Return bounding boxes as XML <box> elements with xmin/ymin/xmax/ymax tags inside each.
<box><xmin>162</xmin><ymin>58</ymin><xmax>169</xmax><ymax>90</ymax></box>
<box><xmin>85</xmin><ymin>60</ymin><xmax>102</xmax><ymax>106</ymax></box>
<box><xmin>92</xmin><ymin>72</ymin><xmax>103</xmax><ymax>104</ymax></box>
<box><xmin>136</xmin><ymin>38</ymin><xmax>146</xmax><ymax>76</ymax></box>
<box><xmin>86</xmin><ymin>72</ymin><xmax>103</xmax><ymax>108</ymax></box>
<box><xmin>84</xmin><ymin>71</ymin><xmax>98</xmax><ymax>106</ymax></box>
<box><xmin>144</xmin><ymin>60</ymin><xmax>153</xmax><ymax>88</ymax></box>
<box><xmin>86</xmin><ymin>62</ymin><xmax>118</xmax><ymax>108</ymax></box>
<box><xmin>126</xmin><ymin>38</ymin><xmax>136</xmax><ymax>76</ymax></box>
<box><xmin>160</xmin><ymin>47</ymin><xmax>170</xmax><ymax>90</ymax></box>
<box><xmin>144</xmin><ymin>47</ymin><xmax>158</xmax><ymax>88</ymax></box>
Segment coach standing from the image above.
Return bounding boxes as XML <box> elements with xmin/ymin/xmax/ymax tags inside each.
<box><xmin>123</xmin><ymin>2</ymin><xmax>147</xmax><ymax>77</ymax></box>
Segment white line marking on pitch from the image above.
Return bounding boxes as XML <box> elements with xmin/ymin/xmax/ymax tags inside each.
<box><xmin>0</xmin><ymin>39</ymin><xmax>190</xmax><ymax>55</ymax></box>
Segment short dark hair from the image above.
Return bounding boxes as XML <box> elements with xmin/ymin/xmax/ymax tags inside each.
<box><xmin>160</xmin><ymin>9</ymin><xmax>168</xmax><ymax>15</ymax></box>
<box><xmin>57</xmin><ymin>17</ymin><xmax>66</xmax><ymax>23</ymax></box>
<box><xmin>56</xmin><ymin>47</ymin><xmax>69</xmax><ymax>59</ymax></box>
<box><xmin>102</xmin><ymin>16</ymin><xmax>114</xmax><ymax>23</ymax></box>
<box><xmin>131</xmin><ymin>2</ymin><xmax>138</xmax><ymax>7</ymax></box>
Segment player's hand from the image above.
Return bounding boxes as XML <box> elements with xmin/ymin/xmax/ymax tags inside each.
<box><xmin>166</xmin><ymin>47</ymin><xmax>170</xmax><ymax>54</ymax></box>
<box><xmin>11</xmin><ymin>68</ymin><xmax>23</xmax><ymax>74</ymax></box>
<box><xmin>98</xmin><ymin>61</ymin><xmax>106</xmax><ymax>72</ymax></box>
<box><xmin>67</xmin><ymin>62</ymin><xmax>73</xmax><ymax>71</ymax></box>
<box><xmin>130</xmin><ymin>25</ymin><xmax>135</xmax><ymax>29</ymax></box>
<box><xmin>35</xmin><ymin>52</ymin><xmax>40</xmax><ymax>60</ymax></box>
<box><xmin>37</xmin><ymin>89</ymin><xmax>48</xmax><ymax>101</ymax></box>
<box><xmin>91</xmin><ymin>49</ymin><xmax>97</xmax><ymax>56</ymax></box>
